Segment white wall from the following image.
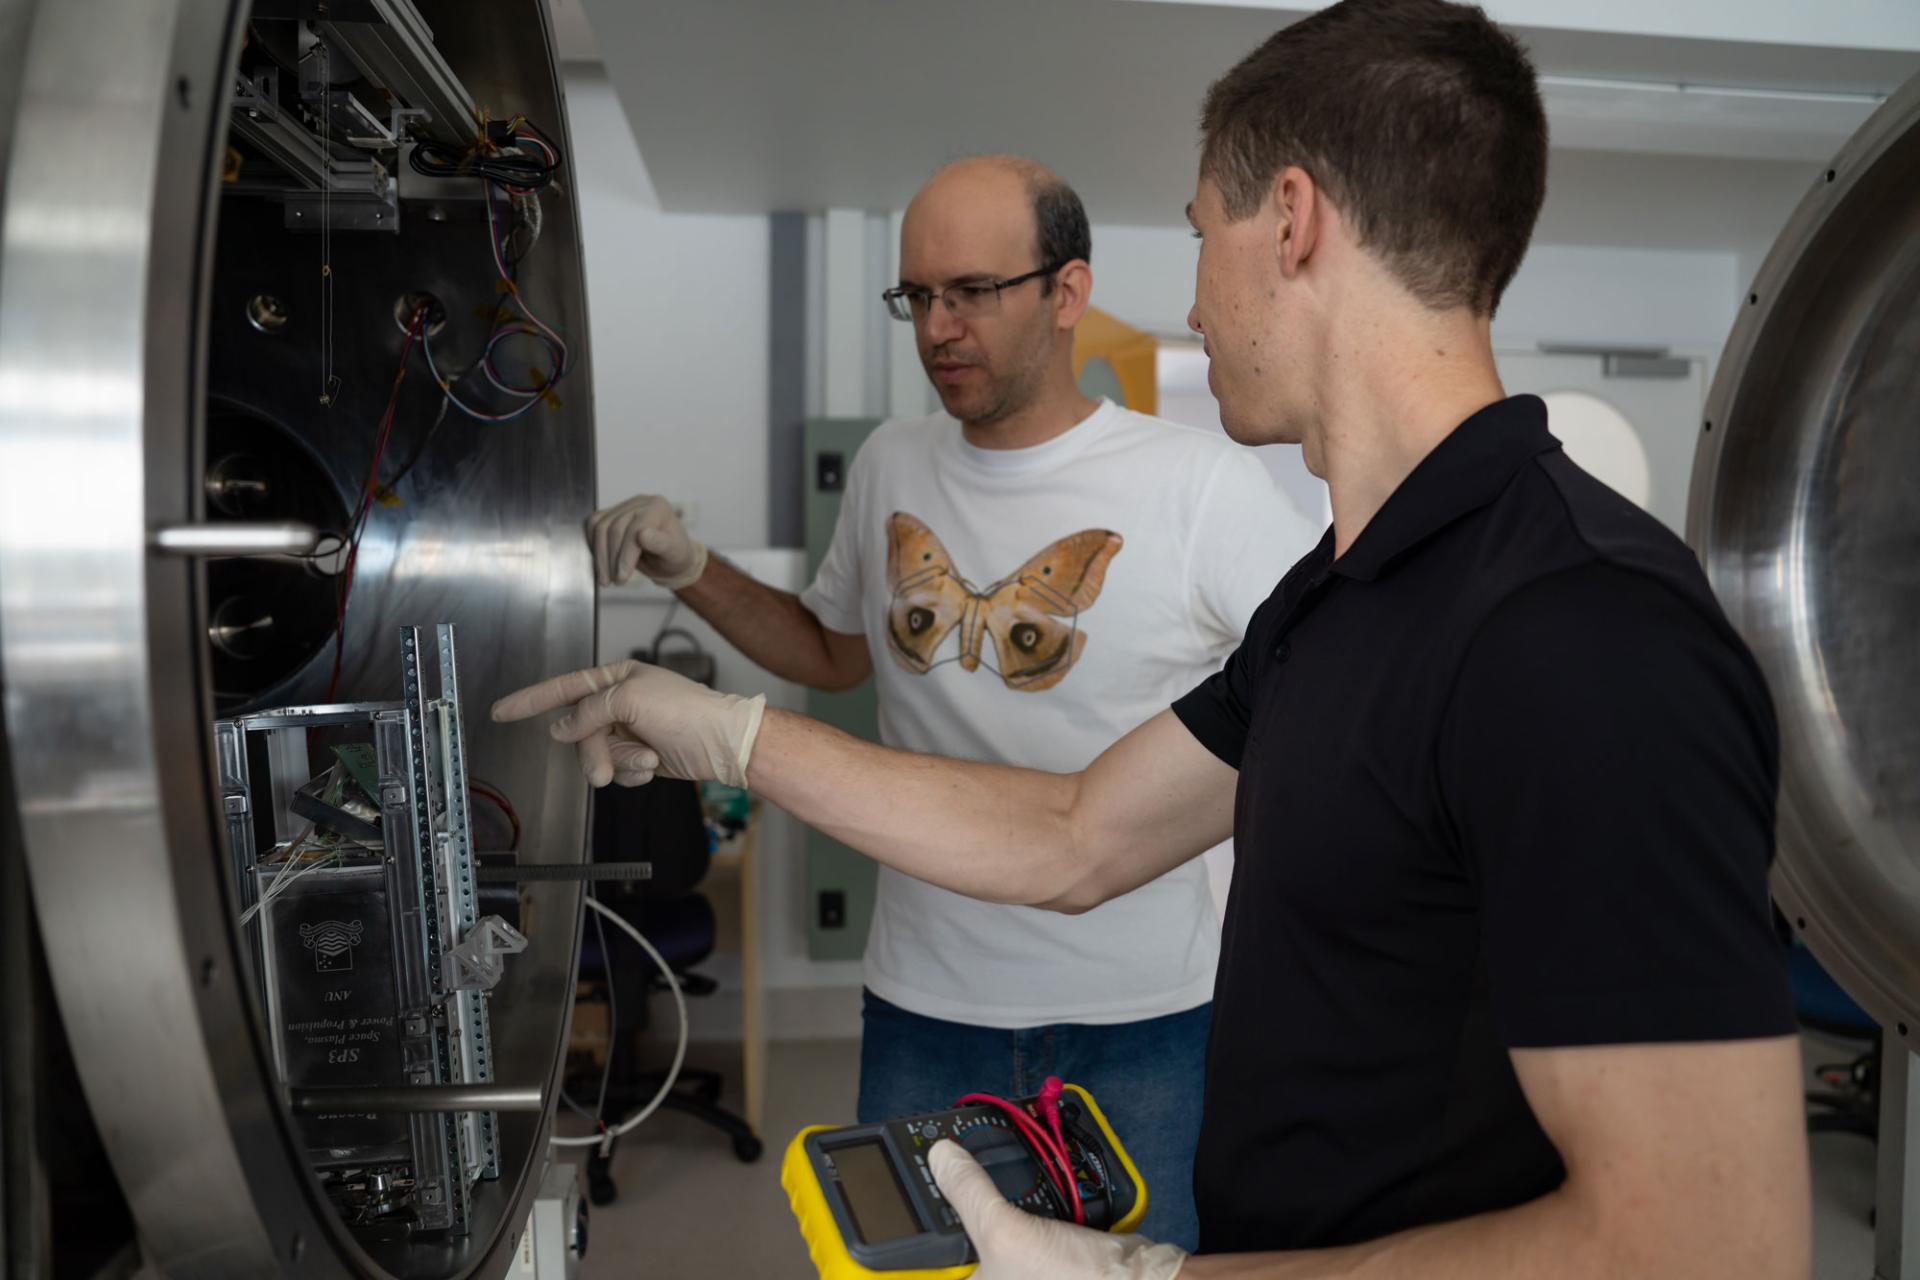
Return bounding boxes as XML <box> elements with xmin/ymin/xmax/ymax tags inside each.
<box><xmin>1085</xmin><ymin>222</ymin><xmax>1743</xmax><ymax>356</ymax></box>
<box><xmin>1085</xmin><ymin>219</ymin><xmax>1744</xmax><ymax>545</ymax></box>
<box><xmin>1125</xmin><ymin>0</ymin><xmax>1920</xmax><ymax>52</ymax></box>
<box><xmin>1493</xmin><ymin>244</ymin><xmax>1741</xmax><ymax>357</ymax></box>
<box><xmin>567</xmin><ymin>65</ymin><xmax>771</xmax><ymax>548</ymax></box>
<box><xmin>571</xmin><ymin>66</ymin><xmax>872</xmax><ymax>1035</ymax></box>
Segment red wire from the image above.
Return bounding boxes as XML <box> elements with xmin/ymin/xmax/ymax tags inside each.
<box><xmin>327</xmin><ymin>306</ymin><xmax>430</xmax><ymax>701</ymax></box>
<box><xmin>468</xmin><ymin>781</ymin><xmax>522</xmax><ymax>851</ymax></box>
<box><xmin>1037</xmin><ymin>1078</ymin><xmax>1084</xmax><ymax>1223</ymax></box>
<box><xmin>953</xmin><ymin>1092</ymin><xmax>1083</xmax><ymax>1224</ymax></box>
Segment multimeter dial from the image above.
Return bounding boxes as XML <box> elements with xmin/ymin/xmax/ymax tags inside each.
<box><xmin>955</xmin><ymin>1121</ymin><xmax>1043</xmax><ymax>1201</ymax></box>
<box><xmin>787</xmin><ymin>1082</ymin><xmax>1144</xmax><ymax>1275</ymax></box>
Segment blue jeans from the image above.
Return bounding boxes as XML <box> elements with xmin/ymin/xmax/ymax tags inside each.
<box><xmin>857</xmin><ymin>989</ymin><xmax>1209</xmax><ymax>1252</ymax></box>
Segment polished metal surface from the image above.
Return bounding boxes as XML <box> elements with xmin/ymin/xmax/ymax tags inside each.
<box><xmin>1879</xmin><ymin>1050</ymin><xmax>1920</xmax><ymax>1280</ymax></box>
<box><xmin>290</xmin><ymin>1085</ymin><xmax>546</xmax><ymax>1115</ymax></box>
<box><xmin>1690</xmin><ymin>70</ymin><xmax>1920</xmax><ymax>1040</ymax></box>
<box><xmin>0</xmin><ymin>1</ymin><xmax>595</xmax><ymax>1275</ymax></box>
<box><xmin>319</xmin><ymin>0</ymin><xmax>477</xmax><ymax>148</ymax></box>
<box><xmin>154</xmin><ymin>519</ymin><xmax>322</xmax><ymax>557</ymax></box>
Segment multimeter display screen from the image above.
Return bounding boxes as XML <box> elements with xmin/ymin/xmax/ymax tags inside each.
<box><xmin>831</xmin><ymin>1140</ymin><xmax>920</xmax><ymax>1245</ymax></box>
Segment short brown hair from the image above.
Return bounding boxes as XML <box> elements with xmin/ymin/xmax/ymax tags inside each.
<box><xmin>1200</xmin><ymin>0</ymin><xmax>1546</xmax><ymax>315</ymax></box>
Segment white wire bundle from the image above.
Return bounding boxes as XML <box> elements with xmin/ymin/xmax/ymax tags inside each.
<box><xmin>238</xmin><ymin>827</ymin><xmax>339</xmax><ymax>928</ymax></box>
<box><xmin>550</xmin><ymin>894</ymin><xmax>689</xmax><ymax>1155</ymax></box>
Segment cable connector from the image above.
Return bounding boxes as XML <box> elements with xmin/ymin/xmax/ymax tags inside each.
<box><xmin>1036</xmin><ymin>1077</ymin><xmax>1083</xmax><ymax>1223</ymax></box>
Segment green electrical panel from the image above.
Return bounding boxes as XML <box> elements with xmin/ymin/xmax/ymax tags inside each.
<box><xmin>803</xmin><ymin>417</ymin><xmax>884</xmax><ymax>960</ymax></box>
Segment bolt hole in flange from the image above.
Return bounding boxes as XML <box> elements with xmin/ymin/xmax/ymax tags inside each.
<box><xmin>393</xmin><ymin>290</ymin><xmax>448</xmax><ymax>338</ymax></box>
<box><xmin>247</xmin><ymin>292</ymin><xmax>289</xmax><ymax>334</ymax></box>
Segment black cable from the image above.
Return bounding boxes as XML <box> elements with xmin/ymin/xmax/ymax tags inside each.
<box><xmin>387</xmin><ymin>126</ymin><xmax>567</xmax><ymax>486</ymax></box>
<box><xmin>383</xmin><ymin>191</ymin><xmax>527</xmax><ymax>491</ymax></box>
<box><xmin>557</xmin><ymin>1085</ymin><xmax>604</xmax><ymax>1131</ymax></box>
<box><xmin>646</xmin><ymin>599</ymin><xmax>684</xmax><ymax>661</ymax></box>
<box><xmin>474</xmin><ymin>862</ymin><xmax>652</xmax><ymax>884</ymax></box>
<box><xmin>408</xmin><ymin>136</ymin><xmax>559</xmax><ymax>192</ymax></box>
<box><xmin>650</xmin><ymin>628</ymin><xmax>706</xmax><ymax>661</ymax></box>
<box><xmin>590</xmin><ymin>892</ymin><xmax>616</xmax><ymax>1123</ymax></box>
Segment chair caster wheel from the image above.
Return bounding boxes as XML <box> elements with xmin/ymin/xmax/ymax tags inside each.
<box><xmin>732</xmin><ymin>1134</ymin><xmax>764</xmax><ymax>1163</ymax></box>
<box><xmin>588</xmin><ymin>1158</ymin><xmax>618</xmax><ymax>1206</ymax></box>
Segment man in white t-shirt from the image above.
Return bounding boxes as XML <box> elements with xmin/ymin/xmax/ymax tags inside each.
<box><xmin>585</xmin><ymin>155</ymin><xmax>1316</xmax><ymax>1248</ymax></box>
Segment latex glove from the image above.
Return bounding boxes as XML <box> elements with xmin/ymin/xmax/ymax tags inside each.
<box><xmin>929</xmin><ymin>1140</ymin><xmax>1188</xmax><ymax>1280</ymax></box>
<box><xmin>489</xmin><ymin>659</ymin><xmax>764</xmax><ymax>789</ymax></box>
<box><xmin>587</xmin><ymin>494</ymin><xmax>708</xmax><ymax>589</ymax></box>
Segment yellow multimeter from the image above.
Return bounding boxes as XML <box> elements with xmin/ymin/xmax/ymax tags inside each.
<box><xmin>780</xmin><ymin>1082</ymin><xmax>1147</xmax><ymax>1279</ymax></box>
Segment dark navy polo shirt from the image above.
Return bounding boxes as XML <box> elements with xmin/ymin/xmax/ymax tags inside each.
<box><xmin>1173</xmin><ymin>395</ymin><xmax>1794</xmax><ymax>1254</ymax></box>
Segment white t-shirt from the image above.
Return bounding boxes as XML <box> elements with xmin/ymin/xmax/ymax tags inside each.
<box><xmin>800</xmin><ymin>398</ymin><xmax>1319</xmax><ymax>1027</ymax></box>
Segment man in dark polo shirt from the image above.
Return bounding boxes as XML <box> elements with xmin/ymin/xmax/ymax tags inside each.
<box><xmin>494</xmin><ymin>0</ymin><xmax>1812</xmax><ymax>1275</ymax></box>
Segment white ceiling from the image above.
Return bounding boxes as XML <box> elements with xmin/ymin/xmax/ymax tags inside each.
<box><xmin>572</xmin><ymin>0</ymin><xmax>1917</xmax><ymax>230</ymax></box>
<box><xmin>1128</xmin><ymin>0</ymin><xmax>1920</xmax><ymax>55</ymax></box>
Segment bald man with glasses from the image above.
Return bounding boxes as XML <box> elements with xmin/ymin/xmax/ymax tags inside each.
<box><xmin>586</xmin><ymin>155</ymin><xmax>1316</xmax><ymax>1248</ymax></box>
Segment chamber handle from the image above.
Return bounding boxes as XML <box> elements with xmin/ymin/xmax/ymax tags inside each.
<box><xmin>152</xmin><ymin>521</ymin><xmax>321</xmax><ymax>559</ymax></box>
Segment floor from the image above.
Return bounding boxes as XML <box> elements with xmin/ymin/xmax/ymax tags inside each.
<box><xmin>566</xmin><ymin>1031</ymin><xmax>1881</xmax><ymax>1278</ymax></box>
<box><xmin>561</xmin><ymin>1038</ymin><xmax>852</xmax><ymax>1278</ymax></box>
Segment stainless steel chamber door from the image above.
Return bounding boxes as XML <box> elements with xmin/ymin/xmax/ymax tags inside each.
<box><xmin>0</xmin><ymin>1</ymin><xmax>597</xmax><ymax>1275</ymax></box>
<box><xmin>1689</xmin><ymin>69</ymin><xmax>1920</xmax><ymax>1280</ymax></box>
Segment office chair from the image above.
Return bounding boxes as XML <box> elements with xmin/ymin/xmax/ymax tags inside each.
<box><xmin>572</xmin><ymin>775</ymin><xmax>763</xmax><ymax>1208</ymax></box>
<box><xmin>1788</xmin><ymin>939</ymin><xmax>1879</xmax><ymax>1142</ymax></box>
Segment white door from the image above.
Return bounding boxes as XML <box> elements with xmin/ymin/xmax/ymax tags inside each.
<box><xmin>1495</xmin><ymin>350</ymin><xmax>1709</xmax><ymax>536</ymax></box>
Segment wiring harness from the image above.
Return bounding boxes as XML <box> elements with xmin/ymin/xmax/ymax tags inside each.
<box><xmin>954</xmin><ymin>1077</ymin><xmax>1087</xmax><ymax>1226</ymax></box>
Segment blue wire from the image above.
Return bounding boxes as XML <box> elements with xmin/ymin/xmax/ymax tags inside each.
<box><xmin>420</xmin><ymin>327</ymin><xmax>549</xmax><ymax>423</ymax></box>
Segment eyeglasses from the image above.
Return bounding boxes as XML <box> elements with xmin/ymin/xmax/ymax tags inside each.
<box><xmin>881</xmin><ymin>263</ymin><xmax>1061</xmax><ymax>323</ymax></box>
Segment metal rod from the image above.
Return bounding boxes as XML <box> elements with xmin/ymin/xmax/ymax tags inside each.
<box><xmin>1876</xmin><ymin>1046</ymin><xmax>1920</xmax><ymax>1280</ymax></box>
<box><xmin>152</xmin><ymin>521</ymin><xmax>320</xmax><ymax>558</ymax></box>
<box><xmin>288</xmin><ymin>1083</ymin><xmax>543</xmax><ymax>1114</ymax></box>
<box><xmin>475</xmin><ymin>862</ymin><xmax>652</xmax><ymax>883</ymax></box>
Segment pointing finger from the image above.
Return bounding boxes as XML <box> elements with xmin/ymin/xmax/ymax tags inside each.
<box><xmin>491</xmin><ymin>661</ymin><xmax>636</xmax><ymax>722</ymax></box>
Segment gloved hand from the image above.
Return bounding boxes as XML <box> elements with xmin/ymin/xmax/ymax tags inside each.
<box><xmin>489</xmin><ymin>659</ymin><xmax>764</xmax><ymax>789</ymax></box>
<box><xmin>929</xmin><ymin>1140</ymin><xmax>1188</xmax><ymax>1280</ymax></box>
<box><xmin>587</xmin><ymin>494</ymin><xmax>708</xmax><ymax>589</ymax></box>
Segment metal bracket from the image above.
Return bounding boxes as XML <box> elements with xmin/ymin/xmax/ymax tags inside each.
<box><xmin>232</xmin><ymin>67</ymin><xmax>281</xmax><ymax>123</ymax></box>
<box><xmin>283</xmin><ymin>187</ymin><xmax>399</xmax><ymax>233</ymax></box>
<box><xmin>1535</xmin><ymin>341</ymin><xmax>1693</xmax><ymax>379</ymax></box>
<box><xmin>443</xmin><ymin>916</ymin><xmax>528</xmax><ymax>993</ymax></box>
<box><xmin>389</xmin><ymin>103</ymin><xmax>429</xmax><ymax>146</ymax></box>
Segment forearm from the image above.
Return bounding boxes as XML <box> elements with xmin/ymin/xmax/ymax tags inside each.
<box><xmin>745</xmin><ymin>708</ymin><xmax>1093</xmax><ymax>907</ymax></box>
<box><xmin>676</xmin><ymin>554</ymin><xmax>863</xmax><ymax>691</ymax></box>
<box><xmin>1181</xmin><ymin>1191</ymin><xmax>1589</xmax><ymax>1280</ymax></box>
<box><xmin>1180</xmin><ymin>1179</ymin><xmax>1800</xmax><ymax>1280</ymax></box>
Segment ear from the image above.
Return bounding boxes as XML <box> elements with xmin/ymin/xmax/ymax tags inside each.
<box><xmin>1270</xmin><ymin>165</ymin><xmax>1320</xmax><ymax>280</ymax></box>
<box><xmin>1051</xmin><ymin>259</ymin><xmax>1093</xmax><ymax>331</ymax></box>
